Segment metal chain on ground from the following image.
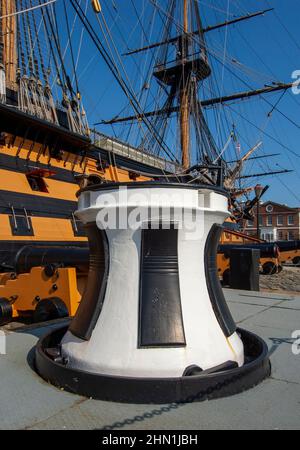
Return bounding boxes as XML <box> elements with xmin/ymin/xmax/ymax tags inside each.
<box><xmin>99</xmin><ymin>368</ymin><xmax>263</xmax><ymax>430</ymax></box>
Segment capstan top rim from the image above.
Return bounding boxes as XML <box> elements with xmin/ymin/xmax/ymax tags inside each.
<box><xmin>77</xmin><ymin>182</ymin><xmax>229</xmax><ymax>198</ymax></box>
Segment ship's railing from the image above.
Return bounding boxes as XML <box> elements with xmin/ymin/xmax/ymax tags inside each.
<box><xmin>91</xmin><ymin>129</ymin><xmax>180</xmax><ymax>173</ymax></box>
<box><xmin>154</xmin><ymin>50</ymin><xmax>208</xmax><ymax>73</ymax></box>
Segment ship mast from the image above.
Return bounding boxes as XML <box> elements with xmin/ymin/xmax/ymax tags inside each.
<box><xmin>180</xmin><ymin>0</ymin><xmax>190</xmax><ymax>168</ymax></box>
<box><xmin>151</xmin><ymin>0</ymin><xmax>212</xmax><ymax>169</ymax></box>
<box><xmin>71</xmin><ymin>0</ymin><xmax>294</xmax><ymax>184</ymax></box>
<box><xmin>0</xmin><ymin>0</ymin><xmax>17</xmax><ymax>93</ymax></box>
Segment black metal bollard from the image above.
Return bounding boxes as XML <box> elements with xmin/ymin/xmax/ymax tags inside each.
<box><xmin>229</xmin><ymin>248</ymin><xmax>260</xmax><ymax>291</ymax></box>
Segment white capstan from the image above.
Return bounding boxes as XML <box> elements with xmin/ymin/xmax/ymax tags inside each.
<box><xmin>61</xmin><ymin>184</ymin><xmax>244</xmax><ymax>378</ymax></box>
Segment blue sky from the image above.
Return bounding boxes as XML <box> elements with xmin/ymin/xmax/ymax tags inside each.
<box><xmin>56</xmin><ymin>0</ymin><xmax>300</xmax><ymax>206</ymax></box>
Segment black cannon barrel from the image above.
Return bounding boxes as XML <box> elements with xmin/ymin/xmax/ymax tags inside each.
<box><xmin>14</xmin><ymin>245</ymin><xmax>90</xmax><ymax>274</ymax></box>
<box><xmin>275</xmin><ymin>240</ymin><xmax>300</xmax><ymax>252</ymax></box>
<box><xmin>218</xmin><ymin>243</ymin><xmax>279</xmax><ymax>259</ymax></box>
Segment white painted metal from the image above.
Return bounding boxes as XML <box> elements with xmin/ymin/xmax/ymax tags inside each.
<box><xmin>62</xmin><ymin>185</ymin><xmax>244</xmax><ymax>378</ymax></box>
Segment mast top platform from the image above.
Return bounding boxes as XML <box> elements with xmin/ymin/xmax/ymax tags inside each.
<box><xmin>153</xmin><ymin>51</ymin><xmax>211</xmax><ymax>86</ymax></box>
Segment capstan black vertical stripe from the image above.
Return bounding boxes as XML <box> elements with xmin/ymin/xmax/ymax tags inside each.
<box><xmin>205</xmin><ymin>224</ymin><xmax>236</xmax><ymax>337</ymax></box>
<box><xmin>139</xmin><ymin>225</ymin><xmax>186</xmax><ymax>347</ymax></box>
<box><xmin>69</xmin><ymin>223</ymin><xmax>109</xmax><ymax>341</ymax></box>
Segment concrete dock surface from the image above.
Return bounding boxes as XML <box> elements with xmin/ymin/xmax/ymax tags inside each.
<box><xmin>0</xmin><ymin>288</ymin><xmax>299</xmax><ymax>430</ymax></box>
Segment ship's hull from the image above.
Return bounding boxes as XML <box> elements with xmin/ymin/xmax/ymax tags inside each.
<box><xmin>0</xmin><ymin>105</ymin><xmax>167</xmax><ymax>323</ymax></box>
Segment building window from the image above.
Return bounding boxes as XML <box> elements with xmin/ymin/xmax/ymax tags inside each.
<box><xmin>259</xmin><ymin>216</ymin><xmax>263</xmax><ymax>226</ymax></box>
<box><xmin>267</xmin><ymin>215</ymin><xmax>272</xmax><ymax>226</ymax></box>
<box><xmin>288</xmin><ymin>215</ymin><xmax>294</xmax><ymax>225</ymax></box>
<box><xmin>247</xmin><ymin>219</ymin><xmax>254</xmax><ymax>227</ymax></box>
<box><xmin>278</xmin><ymin>231</ymin><xmax>283</xmax><ymax>240</ymax></box>
<box><xmin>277</xmin><ymin>215</ymin><xmax>283</xmax><ymax>226</ymax></box>
<box><xmin>287</xmin><ymin>231</ymin><xmax>294</xmax><ymax>241</ymax></box>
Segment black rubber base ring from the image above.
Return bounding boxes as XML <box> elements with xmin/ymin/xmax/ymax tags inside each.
<box><xmin>35</xmin><ymin>327</ymin><xmax>271</xmax><ymax>404</ymax></box>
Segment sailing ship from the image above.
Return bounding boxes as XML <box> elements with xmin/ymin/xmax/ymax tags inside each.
<box><xmin>0</xmin><ymin>0</ymin><xmax>295</xmax><ymax>324</ymax></box>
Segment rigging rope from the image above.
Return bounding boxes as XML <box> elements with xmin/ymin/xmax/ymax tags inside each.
<box><xmin>70</xmin><ymin>0</ymin><xmax>178</xmax><ymax>164</ymax></box>
<box><xmin>73</xmin><ymin>0</ymin><xmax>88</xmax><ymax>85</ymax></box>
<box><xmin>63</xmin><ymin>0</ymin><xmax>80</xmax><ymax>96</ymax></box>
<box><xmin>216</xmin><ymin>0</ymin><xmax>230</xmax><ymax>148</ymax></box>
<box><xmin>38</xmin><ymin>0</ymin><xmax>64</xmax><ymax>89</ymax></box>
<box><xmin>228</xmin><ymin>104</ymin><xmax>300</xmax><ymax>160</ymax></box>
<box><xmin>29</xmin><ymin>0</ymin><xmax>47</xmax><ymax>81</ymax></box>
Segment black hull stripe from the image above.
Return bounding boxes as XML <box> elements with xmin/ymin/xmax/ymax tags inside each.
<box><xmin>0</xmin><ymin>189</ymin><xmax>78</xmax><ymax>218</ymax></box>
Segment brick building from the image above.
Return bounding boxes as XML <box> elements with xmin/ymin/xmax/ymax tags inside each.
<box><xmin>244</xmin><ymin>201</ymin><xmax>300</xmax><ymax>242</ymax></box>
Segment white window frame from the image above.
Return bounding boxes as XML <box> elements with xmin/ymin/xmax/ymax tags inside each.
<box><xmin>277</xmin><ymin>215</ymin><xmax>283</xmax><ymax>226</ymax></box>
<box><xmin>288</xmin><ymin>215</ymin><xmax>294</xmax><ymax>226</ymax></box>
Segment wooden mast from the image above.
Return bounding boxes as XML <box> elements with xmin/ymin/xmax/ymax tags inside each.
<box><xmin>180</xmin><ymin>0</ymin><xmax>190</xmax><ymax>169</ymax></box>
<box><xmin>1</xmin><ymin>0</ymin><xmax>17</xmax><ymax>91</ymax></box>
